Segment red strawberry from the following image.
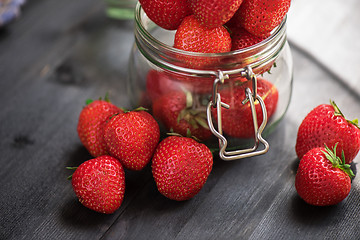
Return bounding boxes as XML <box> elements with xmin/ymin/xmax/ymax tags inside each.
<box><xmin>174</xmin><ymin>15</ymin><xmax>232</xmax><ymax>53</ymax></box>
<box><xmin>212</xmin><ymin>77</ymin><xmax>278</xmax><ymax>138</ymax></box>
<box><xmin>145</xmin><ymin>70</ymin><xmax>182</xmax><ymax>102</ymax></box>
<box><xmin>229</xmin><ymin>25</ymin><xmax>268</xmax><ymax>50</ymax></box>
<box><xmin>152</xmin><ymin>91</ymin><xmax>212</xmax><ymax>141</ymax></box>
<box><xmin>174</xmin><ymin>15</ymin><xmax>232</xmax><ymax>68</ymax></box>
<box><xmin>295</xmin><ymin>145</ymin><xmax>354</xmax><ymax>206</ymax></box>
<box><xmin>70</xmin><ymin>155</ymin><xmax>125</xmax><ymax>214</ymax></box>
<box><xmin>77</xmin><ymin>96</ymin><xmax>123</xmax><ymax>157</ymax></box>
<box><xmin>188</xmin><ymin>0</ymin><xmax>243</xmax><ymax>29</ymax></box>
<box><xmin>103</xmin><ymin>108</ymin><xmax>160</xmax><ymax>171</ymax></box>
<box><xmin>139</xmin><ymin>0</ymin><xmax>192</xmax><ymax>30</ymax></box>
<box><xmin>295</xmin><ymin>100</ymin><xmax>360</xmax><ymax>164</ymax></box>
<box><xmin>231</xmin><ymin>0</ymin><xmax>291</xmax><ymax>37</ymax></box>
<box><xmin>152</xmin><ymin>135</ymin><xmax>213</xmax><ymax>201</ymax></box>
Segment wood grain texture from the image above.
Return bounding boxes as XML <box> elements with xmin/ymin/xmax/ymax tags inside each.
<box><xmin>1</xmin><ymin>1</ymin><xmax>360</xmax><ymax>240</ymax></box>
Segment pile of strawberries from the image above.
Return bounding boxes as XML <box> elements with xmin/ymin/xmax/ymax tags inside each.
<box><xmin>294</xmin><ymin>100</ymin><xmax>360</xmax><ymax>206</ymax></box>
<box><xmin>69</xmin><ymin>97</ymin><xmax>360</xmax><ymax>214</ymax></box>
<box><xmin>147</xmin><ymin>72</ymin><xmax>279</xmax><ymax>142</ymax></box>
<box><xmin>69</xmin><ymin>96</ymin><xmax>213</xmax><ymax>214</ymax></box>
<box><xmin>139</xmin><ymin>0</ymin><xmax>292</xmax><ymax>142</ymax></box>
<box><xmin>140</xmin><ymin>0</ymin><xmax>291</xmax><ymax>53</ymax></box>
<box><xmin>68</xmin><ymin>0</ymin><xmax>294</xmax><ymax>215</ymax></box>
<box><xmin>66</xmin><ymin>0</ymin><xmax>360</xmax><ymax>215</ymax></box>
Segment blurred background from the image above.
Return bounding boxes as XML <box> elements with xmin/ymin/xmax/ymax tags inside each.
<box><xmin>287</xmin><ymin>0</ymin><xmax>360</xmax><ymax>95</ymax></box>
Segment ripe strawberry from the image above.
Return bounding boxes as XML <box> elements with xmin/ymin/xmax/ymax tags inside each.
<box><xmin>70</xmin><ymin>155</ymin><xmax>125</xmax><ymax>214</ymax></box>
<box><xmin>77</xmin><ymin>96</ymin><xmax>123</xmax><ymax>157</ymax></box>
<box><xmin>295</xmin><ymin>100</ymin><xmax>360</xmax><ymax>164</ymax></box>
<box><xmin>152</xmin><ymin>91</ymin><xmax>212</xmax><ymax>141</ymax></box>
<box><xmin>295</xmin><ymin>145</ymin><xmax>354</xmax><ymax>206</ymax></box>
<box><xmin>188</xmin><ymin>0</ymin><xmax>243</xmax><ymax>29</ymax></box>
<box><xmin>152</xmin><ymin>135</ymin><xmax>213</xmax><ymax>201</ymax></box>
<box><xmin>174</xmin><ymin>15</ymin><xmax>232</xmax><ymax>54</ymax></box>
<box><xmin>103</xmin><ymin>108</ymin><xmax>160</xmax><ymax>171</ymax></box>
<box><xmin>174</xmin><ymin>15</ymin><xmax>232</xmax><ymax>68</ymax></box>
<box><xmin>139</xmin><ymin>0</ymin><xmax>192</xmax><ymax>30</ymax></box>
<box><xmin>231</xmin><ymin>0</ymin><xmax>291</xmax><ymax>37</ymax></box>
<box><xmin>229</xmin><ymin>25</ymin><xmax>268</xmax><ymax>50</ymax></box>
<box><xmin>145</xmin><ymin>70</ymin><xmax>182</xmax><ymax>102</ymax></box>
<box><xmin>212</xmin><ymin>77</ymin><xmax>278</xmax><ymax>138</ymax></box>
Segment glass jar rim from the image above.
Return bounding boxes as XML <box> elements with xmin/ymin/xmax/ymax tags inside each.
<box><xmin>134</xmin><ymin>2</ymin><xmax>287</xmax><ymax>74</ymax></box>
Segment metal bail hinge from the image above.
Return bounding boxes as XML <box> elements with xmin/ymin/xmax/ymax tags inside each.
<box><xmin>206</xmin><ymin>68</ymin><xmax>270</xmax><ymax>161</ymax></box>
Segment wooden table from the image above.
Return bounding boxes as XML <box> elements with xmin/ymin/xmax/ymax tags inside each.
<box><xmin>1</xmin><ymin>1</ymin><xmax>360</xmax><ymax>239</ymax></box>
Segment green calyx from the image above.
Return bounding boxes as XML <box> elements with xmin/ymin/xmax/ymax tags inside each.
<box><xmin>331</xmin><ymin>100</ymin><xmax>360</xmax><ymax>129</ymax></box>
<box><xmin>121</xmin><ymin>106</ymin><xmax>148</xmax><ymax>113</ymax></box>
<box><xmin>167</xmin><ymin>129</ymin><xmax>201</xmax><ymax>142</ymax></box>
<box><xmin>177</xmin><ymin>91</ymin><xmax>209</xmax><ymax>130</ymax></box>
<box><xmin>322</xmin><ymin>143</ymin><xmax>354</xmax><ymax>178</ymax></box>
<box><xmin>85</xmin><ymin>99</ymin><xmax>94</xmax><ymax>105</ymax></box>
<box><xmin>85</xmin><ymin>92</ymin><xmax>111</xmax><ymax>105</ymax></box>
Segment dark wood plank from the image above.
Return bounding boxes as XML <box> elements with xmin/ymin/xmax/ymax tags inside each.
<box><xmin>0</xmin><ymin>1</ymin><xmax>135</xmax><ymax>239</ymax></box>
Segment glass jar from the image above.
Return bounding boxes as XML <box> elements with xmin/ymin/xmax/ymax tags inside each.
<box><xmin>127</xmin><ymin>3</ymin><xmax>293</xmax><ymax>161</ymax></box>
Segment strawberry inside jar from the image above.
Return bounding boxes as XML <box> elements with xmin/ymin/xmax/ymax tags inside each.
<box><xmin>127</xmin><ymin>1</ymin><xmax>293</xmax><ymax>160</ymax></box>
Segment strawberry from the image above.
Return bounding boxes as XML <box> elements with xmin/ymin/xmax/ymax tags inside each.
<box><xmin>70</xmin><ymin>155</ymin><xmax>125</xmax><ymax>214</ymax></box>
<box><xmin>103</xmin><ymin>108</ymin><xmax>160</xmax><ymax>171</ymax></box>
<box><xmin>188</xmin><ymin>0</ymin><xmax>243</xmax><ymax>29</ymax></box>
<box><xmin>174</xmin><ymin>15</ymin><xmax>232</xmax><ymax>54</ymax></box>
<box><xmin>152</xmin><ymin>135</ymin><xmax>213</xmax><ymax>201</ymax></box>
<box><xmin>77</xmin><ymin>96</ymin><xmax>123</xmax><ymax>157</ymax></box>
<box><xmin>139</xmin><ymin>0</ymin><xmax>192</xmax><ymax>30</ymax></box>
<box><xmin>229</xmin><ymin>25</ymin><xmax>268</xmax><ymax>51</ymax></box>
<box><xmin>295</xmin><ymin>145</ymin><xmax>354</xmax><ymax>206</ymax></box>
<box><xmin>212</xmin><ymin>77</ymin><xmax>278</xmax><ymax>138</ymax></box>
<box><xmin>145</xmin><ymin>70</ymin><xmax>182</xmax><ymax>102</ymax></box>
<box><xmin>152</xmin><ymin>91</ymin><xmax>212</xmax><ymax>141</ymax></box>
<box><xmin>295</xmin><ymin>100</ymin><xmax>360</xmax><ymax>164</ymax></box>
<box><xmin>231</xmin><ymin>0</ymin><xmax>291</xmax><ymax>37</ymax></box>
<box><xmin>174</xmin><ymin>15</ymin><xmax>232</xmax><ymax>68</ymax></box>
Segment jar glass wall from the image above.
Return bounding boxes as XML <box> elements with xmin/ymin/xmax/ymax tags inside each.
<box><xmin>128</xmin><ymin>3</ymin><xmax>293</xmax><ymax>159</ymax></box>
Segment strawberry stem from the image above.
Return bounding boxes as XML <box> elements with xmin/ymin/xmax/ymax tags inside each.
<box><xmin>331</xmin><ymin>100</ymin><xmax>344</xmax><ymax>117</ymax></box>
<box><xmin>330</xmin><ymin>100</ymin><xmax>360</xmax><ymax>129</ymax></box>
<box><xmin>185</xmin><ymin>91</ymin><xmax>193</xmax><ymax>109</ymax></box>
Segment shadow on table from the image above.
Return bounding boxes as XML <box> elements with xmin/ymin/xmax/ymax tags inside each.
<box><xmin>60</xmin><ymin>197</ymin><xmax>112</xmax><ymax>228</ymax></box>
<box><xmin>291</xmin><ymin>194</ymin><xmax>340</xmax><ymax>224</ymax></box>
<box><xmin>65</xmin><ymin>144</ymin><xmax>92</xmax><ymax>168</ymax></box>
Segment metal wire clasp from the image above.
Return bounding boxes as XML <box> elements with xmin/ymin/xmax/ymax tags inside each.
<box><xmin>206</xmin><ymin>67</ymin><xmax>269</xmax><ymax>161</ymax></box>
